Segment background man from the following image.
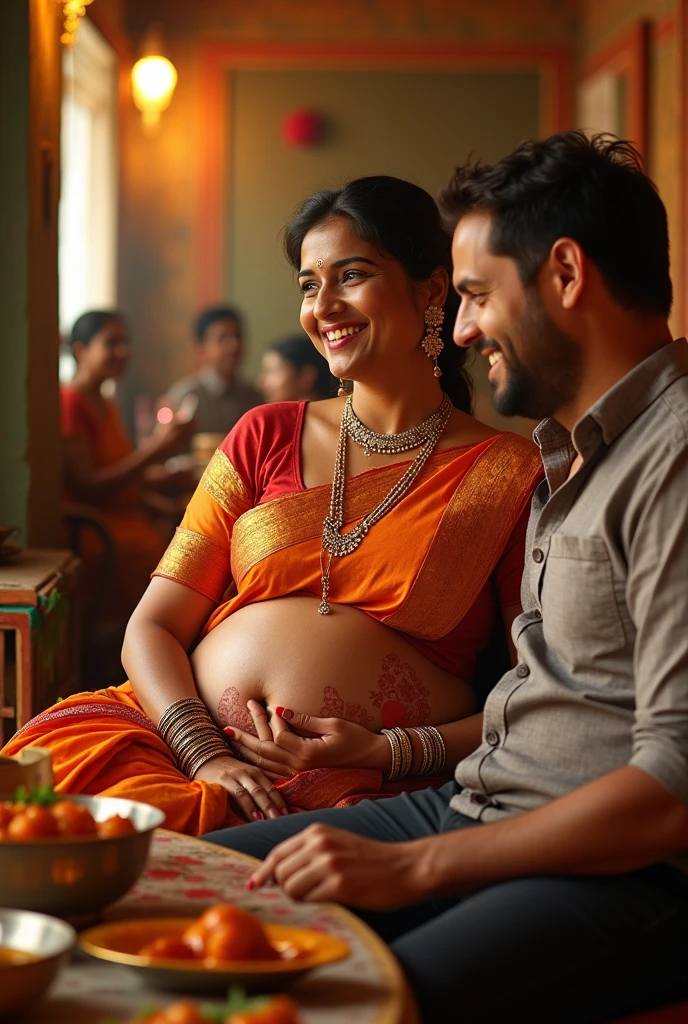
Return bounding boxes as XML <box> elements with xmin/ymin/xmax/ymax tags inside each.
<box><xmin>164</xmin><ymin>305</ymin><xmax>262</xmax><ymax>437</ymax></box>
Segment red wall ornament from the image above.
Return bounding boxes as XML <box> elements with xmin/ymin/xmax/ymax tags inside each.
<box><xmin>281</xmin><ymin>108</ymin><xmax>326</xmax><ymax>147</ymax></box>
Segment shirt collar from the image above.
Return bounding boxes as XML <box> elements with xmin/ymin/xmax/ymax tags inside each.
<box><xmin>534</xmin><ymin>338</ymin><xmax>688</xmax><ymax>457</ymax></box>
<box><xmin>584</xmin><ymin>339</ymin><xmax>688</xmax><ymax>447</ymax></box>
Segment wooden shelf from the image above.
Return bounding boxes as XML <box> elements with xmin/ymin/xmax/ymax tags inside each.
<box><xmin>0</xmin><ymin>549</ymin><xmax>79</xmax><ymax>606</ymax></box>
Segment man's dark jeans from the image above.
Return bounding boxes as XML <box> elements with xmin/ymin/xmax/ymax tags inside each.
<box><xmin>205</xmin><ymin>782</ymin><xmax>688</xmax><ymax>1023</ymax></box>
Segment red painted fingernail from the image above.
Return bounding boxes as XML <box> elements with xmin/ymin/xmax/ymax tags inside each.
<box><xmin>275</xmin><ymin>707</ymin><xmax>285</xmax><ymax>717</ymax></box>
<box><xmin>278</xmin><ymin>708</ymin><xmax>294</xmax><ymax>720</ymax></box>
<box><xmin>252</xmin><ymin>811</ymin><xmax>264</xmax><ymax>821</ymax></box>
<box><xmin>223</xmin><ymin>727</ymin><xmax>235</xmax><ymax>738</ymax></box>
<box><xmin>246</xmin><ymin>878</ymin><xmax>256</xmax><ymax>891</ymax></box>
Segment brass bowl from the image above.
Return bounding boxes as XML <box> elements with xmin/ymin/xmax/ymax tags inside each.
<box><xmin>0</xmin><ymin>795</ymin><xmax>165</xmax><ymax>916</ymax></box>
<box><xmin>0</xmin><ymin>908</ymin><xmax>75</xmax><ymax>1014</ymax></box>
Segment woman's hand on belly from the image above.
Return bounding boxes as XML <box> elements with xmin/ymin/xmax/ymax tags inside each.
<box><xmin>225</xmin><ymin>701</ymin><xmax>392</xmax><ymax>777</ymax></box>
<box><xmin>194</xmin><ymin>754</ymin><xmax>289</xmax><ymax>821</ymax></box>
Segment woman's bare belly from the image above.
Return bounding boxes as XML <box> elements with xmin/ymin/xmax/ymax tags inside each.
<box><xmin>191</xmin><ymin>595</ymin><xmax>474</xmax><ymax>736</ymax></box>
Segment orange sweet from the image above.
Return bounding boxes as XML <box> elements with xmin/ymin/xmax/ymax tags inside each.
<box><xmin>51</xmin><ymin>800</ymin><xmax>98</xmax><ymax>837</ymax></box>
<box><xmin>7</xmin><ymin>805</ymin><xmax>60</xmax><ymax>840</ymax></box>
<box><xmin>163</xmin><ymin>1002</ymin><xmax>208</xmax><ymax>1024</ymax></box>
<box><xmin>199</xmin><ymin>905</ymin><xmax>278</xmax><ymax>960</ymax></box>
<box><xmin>195</xmin><ymin>904</ymin><xmax>247</xmax><ymax>934</ymax></box>
<box><xmin>96</xmin><ymin>814</ymin><xmax>137</xmax><ymax>839</ymax></box>
<box><xmin>180</xmin><ymin>922</ymin><xmax>206</xmax><ymax>956</ymax></box>
<box><xmin>0</xmin><ymin>802</ymin><xmax>15</xmax><ymax>829</ymax></box>
<box><xmin>204</xmin><ymin>921</ymin><xmax>279</xmax><ymax>964</ymax></box>
<box><xmin>138</xmin><ymin>936</ymin><xmax>198</xmax><ymax>961</ymax></box>
<box><xmin>227</xmin><ymin>995</ymin><xmax>301</xmax><ymax>1024</ymax></box>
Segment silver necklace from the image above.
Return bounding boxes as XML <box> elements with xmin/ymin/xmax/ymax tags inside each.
<box><xmin>318</xmin><ymin>394</ymin><xmax>452</xmax><ymax>614</ymax></box>
<box><xmin>344</xmin><ymin>394</ymin><xmax>452</xmax><ymax>456</ymax></box>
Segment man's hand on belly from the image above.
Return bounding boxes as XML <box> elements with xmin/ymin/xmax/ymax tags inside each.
<box><xmin>225</xmin><ymin>701</ymin><xmax>392</xmax><ymax>776</ymax></box>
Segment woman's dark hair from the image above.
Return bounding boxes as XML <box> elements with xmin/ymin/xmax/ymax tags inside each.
<box><xmin>268</xmin><ymin>333</ymin><xmax>336</xmax><ymax>399</ymax></box>
<box><xmin>439</xmin><ymin>131</ymin><xmax>672</xmax><ymax>318</ymax></box>
<box><xmin>194</xmin><ymin>305</ymin><xmax>243</xmax><ymax>342</ymax></box>
<box><xmin>284</xmin><ymin>175</ymin><xmax>473</xmax><ymax>412</ymax></box>
<box><xmin>70</xmin><ymin>310</ymin><xmax>124</xmax><ymax>353</ymax></box>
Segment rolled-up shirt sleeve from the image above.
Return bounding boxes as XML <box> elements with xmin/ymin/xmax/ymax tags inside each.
<box><xmin>628</xmin><ymin>441</ymin><xmax>688</xmax><ymax>804</ymax></box>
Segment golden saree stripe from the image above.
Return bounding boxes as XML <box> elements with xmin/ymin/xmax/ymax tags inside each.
<box><xmin>200</xmin><ymin>450</ymin><xmax>251</xmax><ymax>519</ymax></box>
<box><xmin>154</xmin><ymin>527</ymin><xmax>231</xmax><ymax>603</ymax></box>
<box><xmin>230</xmin><ymin>447</ymin><xmax>462</xmax><ymax>586</ymax></box>
<box><xmin>382</xmin><ymin>434</ymin><xmax>543</xmax><ymax>639</ymax></box>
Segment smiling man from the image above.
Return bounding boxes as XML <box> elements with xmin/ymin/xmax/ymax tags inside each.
<box><xmin>205</xmin><ymin>132</ymin><xmax>688</xmax><ymax>1023</ymax></box>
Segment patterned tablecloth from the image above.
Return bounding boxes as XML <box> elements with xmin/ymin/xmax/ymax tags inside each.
<box><xmin>25</xmin><ymin>830</ymin><xmax>412</xmax><ymax>1024</ymax></box>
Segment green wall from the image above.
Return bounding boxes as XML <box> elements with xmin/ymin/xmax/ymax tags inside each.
<box><xmin>225</xmin><ymin>68</ymin><xmax>539</xmax><ymax>433</ymax></box>
<box><xmin>0</xmin><ymin>3</ymin><xmax>30</xmax><ymax>538</ymax></box>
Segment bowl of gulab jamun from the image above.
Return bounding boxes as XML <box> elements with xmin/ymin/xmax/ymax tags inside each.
<box><xmin>0</xmin><ymin>787</ymin><xmax>165</xmax><ymax>916</ymax></box>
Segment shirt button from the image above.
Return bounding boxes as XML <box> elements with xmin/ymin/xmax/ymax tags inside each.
<box><xmin>486</xmin><ymin>730</ymin><xmax>500</xmax><ymax>746</ymax></box>
<box><xmin>516</xmin><ymin>664</ymin><xmax>530</xmax><ymax>678</ymax></box>
<box><xmin>470</xmin><ymin>793</ymin><xmax>488</xmax><ymax>806</ymax></box>
<box><xmin>532</xmin><ymin>548</ymin><xmax>544</xmax><ymax>563</ymax></box>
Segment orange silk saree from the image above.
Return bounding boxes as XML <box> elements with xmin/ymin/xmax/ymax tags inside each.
<box><xmin>6</xmin><ymin>403</ymin><xmax>543</xmax><ymax>835</ymax></box>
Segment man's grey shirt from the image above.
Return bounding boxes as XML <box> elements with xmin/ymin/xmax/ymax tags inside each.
<box><xmin>452</xmin><ymin>340</ymin><xmax>688</xmax><ymax>868</ymax></box>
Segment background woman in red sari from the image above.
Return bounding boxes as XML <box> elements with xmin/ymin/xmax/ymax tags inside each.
<box><xmin>6</xmin><ymin>180</ymin><xmax>542</xmax><ymax>835</ymax></box>
<box><xmin>61</xmin><ymin>310</ymin><xmax>195</xmax><ymax>625</ymax></box>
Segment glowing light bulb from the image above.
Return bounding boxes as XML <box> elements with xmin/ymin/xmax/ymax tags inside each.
<box><xmin>132</xmin><ymin>55</ymin><xmax>178</xmax><ymax>128</ymax></box>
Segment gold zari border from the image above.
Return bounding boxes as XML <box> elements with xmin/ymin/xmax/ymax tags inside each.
<box><xmin>153</xmin><ymin>527</ymin><xmax>231</xmax><ymax>603</ymax></box>
<box><xmin>201</xmin><ymin>450</ymin><xmax>251</xmax><ymax>520</ymax></box>
<box><xmin>230</xmin><ymin>448</ymin><xmax>461</xmax><ymax>586</ymax></box>
<box><xmin>382</xmin><ymin>434</ymin><xmax>543</xmax><ymax>638</ymax></box>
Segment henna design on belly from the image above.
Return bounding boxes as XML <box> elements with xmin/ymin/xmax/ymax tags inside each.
<box><xmin>319</xmin><ymin>686</ymin><xmax>375</xmax><ymax>729</ymax></box>
<box><xmin>370</xmin><ymin>653</ymin><xmax>431</xmax><ymax>728</ymax></box>
<box><xmin>216</xmin><ymin>686</ymin><xmax>258</xmax><ymax>735</ymax></box>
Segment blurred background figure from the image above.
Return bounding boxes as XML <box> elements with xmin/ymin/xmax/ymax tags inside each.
<box><xmin>163</xmin><ymin>305</ymin><xmax>262</xmax><ymax>437</ymax></box>
<box><xmin>258</xmin><ymin>333</ymin><xmax>336</xmax><ymax>403</ymax></box>
<box><xmin>61</xmin><ymin>309</ymin><xmax>196</xmax><ymax>664</ymax></box>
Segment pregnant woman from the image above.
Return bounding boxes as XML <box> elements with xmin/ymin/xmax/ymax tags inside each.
<box><xmin>3</xmin><ymin>176</ymin><xmax>542</xmax><ymax>835</ymax></box>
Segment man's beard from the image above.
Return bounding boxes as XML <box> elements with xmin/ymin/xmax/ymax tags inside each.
<box><xmin>490</xmin><ymin>291</ymin><xmax>582</xmax><ymax>421</ymax></box>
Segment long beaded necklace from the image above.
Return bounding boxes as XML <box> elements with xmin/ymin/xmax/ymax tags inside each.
<box><xmin>318</xmin><ymin>393</ymin><xmax>453</xmax><ymax>614</ymax></box>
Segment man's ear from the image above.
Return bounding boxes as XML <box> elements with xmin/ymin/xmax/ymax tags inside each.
<box><xmin>547</xmin><ymin>237</ymin><xmax>585</xmax><ymax>310</ymax></box>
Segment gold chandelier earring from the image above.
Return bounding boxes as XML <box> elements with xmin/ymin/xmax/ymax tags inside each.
<box><xmin>422</xmin><ymin>305</ymin><xmax>444</xmax><ymax>377</ymax></box>
<box><xmin>338</xmin><ymin>378</ymin><xmax>349</xmax><ymax>398</ymax></box>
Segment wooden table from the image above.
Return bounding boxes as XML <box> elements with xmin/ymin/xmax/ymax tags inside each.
<box><xmin>0</xmin><ymin>549</ymin><xmax>81</xmax><ymax>742</ymax></box>
<box><xmin>26</xmin><ymin>830</ymin><xmax>416</xmax><ymax>1023</ymax></box>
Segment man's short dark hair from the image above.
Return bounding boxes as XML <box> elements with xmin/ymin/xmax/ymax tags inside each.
<box><xmin>194</xmin><ymin>305</ymin><xmax>243</xmax><ymax>342</ymax></box>
<box><xmin>439</xmin><ymin>130</ymin><xmax>672</xmax><ymax>318</ymax></box>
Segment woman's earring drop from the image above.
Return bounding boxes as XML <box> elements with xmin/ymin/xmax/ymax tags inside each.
<box><xmin>338</xmin><ymin>379</ymin><xmax>349</xmax><ymax>398</ymax></box>
<box><xmin>422</xmin><ymin>305</ymin><xmax>444</xmax><ymax>377</ymax></box>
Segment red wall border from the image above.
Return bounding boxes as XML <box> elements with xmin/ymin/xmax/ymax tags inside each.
<box><xmin>196</xmin><ymin>41</ymin><xmax>574</xmax><ymax>306</ymax></box>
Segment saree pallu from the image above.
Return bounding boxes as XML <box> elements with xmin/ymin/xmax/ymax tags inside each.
<box><xmin>5</xmin><ymin>403</ymin><xmax>543</xmax><ymax>835</ymax></box>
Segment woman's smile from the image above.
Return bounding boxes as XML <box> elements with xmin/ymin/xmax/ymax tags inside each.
<box><xmin>321</xmin><ymin>322</ymin><xmax>368</xmax><ymax>350</ymax></box>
